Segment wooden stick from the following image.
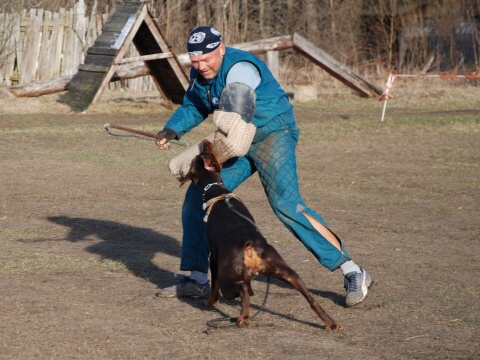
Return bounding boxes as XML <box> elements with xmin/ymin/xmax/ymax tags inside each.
<box><xmin>104</xmin><ymin>123</ymin><xmax>164</xmax><ymax>140</ymax></box>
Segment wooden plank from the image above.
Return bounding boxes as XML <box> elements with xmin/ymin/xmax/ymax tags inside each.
<box><xmin>96</xmin><ymin>13</ymin><xmax>103</xmax><ymax>35</ymax></box>
<box><xmin>292</xmin><ymin>33</ymin><xmax>381</xmax><ymax>97</ymax></box>
<box><xmin>62</xmin><ymin>9</ymin><xmax>74</xmax><ymax>75</ymax></box>
<box><xmin>21</xmin><ymin>9</ymin><xmax>43</xmax><ymax>83</ymax></box>
<box><xmin>100</xmin><ymin>3</ymin><xmax>143</xmax><ymax>33</ymax></box>
<box><xmin>18</xmin><ymin>10</ymin><xmax>32</xmax><ymax>81</ymax></box>
<box><xmin>91</xmin><ymin>64</ymin><xmax>120</xmax><ymax>104</ymax></box>
<box><xmin>83</xmin><ymin>53</ymin><xmax>116</xmax><ymax>67</ymax></box>
<box><xmin>51</xmin><ymin>11</ymin><xmax>64</xmax><ymax>78</ymax></box>
<box><xmin>114</xmin><ymin>52</ymin><xmax>173</xmax><ymax>64</ymax></box>
<box><xmin>72</xmin><ymin>0</ymin><xmax>86</xmax><ymax>72</ymax></box>
<box><xmin>0</xmin><ymin>13</ymin><xmax>17</xmax><ymax>85</ymax></box>
<box><xmin>0</xmin><ymin>13</ymin><xmax>4</xmax><ymax>84</ymax></box>
<box><xmin>87</xmin><ymin>46</ymin><xmax>118</xmax><ymax>56</ymax></box>
<box><xmin>87</xmin><ymin>31</ymin><xmax>122</xmax><ymax>48</ymax></box>
<box><xmin>78</xmin><ymin>64</ymin><xmax>109</xmax><ymax>72</ymax></box>
<box><xmin>112</xmin><ymin>4</ymin><xmax>147</xmax><ymax>60</ymax></box>
<box><xmin>85</xmin><ymin>0</ymin><xmax>98</xmax><ymax>49</ymax></box>
<box><xmin>0</xmin><ymin>13</ymin><xmax>5</xmax><ymax>85</ymax></box>
<box><xmin>38</xmin><ymin>11</ymin><xmax>53</xmax><ymax>80</ymax></box>
<box><xmin>61</xmin><ymin>70</ymin><xmax>107</xmax><ymax>111</ymax></box>
<box><xmin>12</xmin><ymin>13</ymin><xmax>22</xmax><ymax>82</ymax></box>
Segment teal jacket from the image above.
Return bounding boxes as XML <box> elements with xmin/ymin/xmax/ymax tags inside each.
<box><xmin>164</xmin><ymin>47</ymin><xmax>294</xmax><ymax>139</ymax></box>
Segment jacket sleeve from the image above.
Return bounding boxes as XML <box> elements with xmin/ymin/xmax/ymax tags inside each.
<box><xmin>163</xmin><ymin>74</ymin><xmax>213</xmax><ymax>139</ymax></box>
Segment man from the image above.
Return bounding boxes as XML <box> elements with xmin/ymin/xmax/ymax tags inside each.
<box><xmin>155</xmin><ymin>26</ymin><xmax>372</xmax><ymax>306</ymax></box>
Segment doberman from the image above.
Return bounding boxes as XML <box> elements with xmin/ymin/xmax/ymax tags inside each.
<box><xmin>181</xmin><ymin>139</ymin><xmax>342</xmax><ymax>330</ymax></box>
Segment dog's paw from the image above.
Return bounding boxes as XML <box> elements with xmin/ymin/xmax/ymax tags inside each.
<box><xmin>236</xmin><ymin>317</ymin><xmax>250</xmax><ymax>328</ymax></box>
<box><xmin>326</xmin><ymin>322</ymin><xmax>343</xmax><ymax>331</ymax></box>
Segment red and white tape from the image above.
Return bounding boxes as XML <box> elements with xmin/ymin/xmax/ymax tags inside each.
<box><xmin>379</xmin><ymin>73</ymin><xmax>479</xmax><ymax>121</ymax></box>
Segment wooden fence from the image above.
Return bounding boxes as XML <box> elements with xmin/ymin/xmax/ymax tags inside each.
<box><xmin>0</xmin><ymin>0</ymin><xmax>156</xmax><ymax>91</ymax></box>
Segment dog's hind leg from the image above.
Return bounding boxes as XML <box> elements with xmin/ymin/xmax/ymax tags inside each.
<box><xmin>287</xmin><ymin>270</ymin><xmax>342</xmax><ymax>330</ymax></box>
<box><xmin>275</xmin><ymin>265</ymin><xmax>342</xmax><ymax>330</ymax></box>
<box><xmin>261</xmin><ymin>247</ymin><xmax>342</xmax><ymax>330</ymax></box>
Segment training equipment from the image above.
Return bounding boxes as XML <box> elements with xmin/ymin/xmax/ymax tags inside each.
<box><xmin>219</xmin><ymin>83</ymin><xmax>256</xmax><ymax>122</ymax></box>
<box><xmin>168</xmin><ymin>112</ymin><xmax>256</xmax><ymax>180</ymax></box>
<box><xmin>168</xmin><ymin>84</ymin><xmax>257</xmax><ymax>180</ymax></box>
<box><xmin>379</xmin><ymin>72</ymin><xmax>480</xmax><ymax>121</ymax></box>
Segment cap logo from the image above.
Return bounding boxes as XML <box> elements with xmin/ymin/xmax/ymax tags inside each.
<box><xmin>188</xmin><ymin>32</ymin><xmax>206</xmax><ymax>44</ymax></box>
<box><xmin>206</xmin><ymin>41</ymin><xmax>220</xmax><ymax>49</ymax></box>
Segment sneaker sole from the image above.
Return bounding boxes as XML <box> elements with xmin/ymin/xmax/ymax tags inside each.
<box><xmin>155</xmin><ymin>291</ymin><xmax>177</xmax><ymax>298</ymax></box>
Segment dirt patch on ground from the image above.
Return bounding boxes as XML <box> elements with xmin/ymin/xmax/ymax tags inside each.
<box><xmin>1</xmin><ymin>85</ymin><xmax>479</xmax><ymax>359</ymax></box>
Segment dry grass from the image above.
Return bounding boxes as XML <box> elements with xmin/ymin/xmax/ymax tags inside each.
<box><xmin>0</xmin><ymin>83</ymin><xmax>479</xmax><ymax>359</ymax></box>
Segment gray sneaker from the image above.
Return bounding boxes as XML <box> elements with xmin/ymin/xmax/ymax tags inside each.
<box><xmin>156</xmin><ymin>274</ymin><xmax>210</xmax><ymax>299</ymax></box>
<box><xmin>344</xmin><ymin>269</ymin><xmax>372</xmax><ymax>306</ymax></box>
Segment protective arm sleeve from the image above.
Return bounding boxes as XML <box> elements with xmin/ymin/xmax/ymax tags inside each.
<box><xmin>168</xmin><ymin>83</ymin><xmax>257</xmax><ymax>180</ymax></box>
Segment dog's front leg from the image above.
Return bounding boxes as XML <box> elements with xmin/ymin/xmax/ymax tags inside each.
<box><xmin>236</xmin><ymin>283</ymin><xmax>252</xmax><ymax>327</ymax></box>
<box><xmin>206</xmin><ymin>251</ymin><xmax>221</xmax><ymax>307</ymax></box>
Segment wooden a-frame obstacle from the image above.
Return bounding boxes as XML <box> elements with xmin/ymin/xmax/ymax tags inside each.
<box><xmin>61</xmin><ymin>1</ymin><xmax>188</xmax><ymax>112</ymax></box>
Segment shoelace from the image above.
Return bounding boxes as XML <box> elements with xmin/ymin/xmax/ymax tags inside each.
<box><xmin>344</xmin><ymin>273</ymin><xmax>359</xmax><ymax>292</ymax></box>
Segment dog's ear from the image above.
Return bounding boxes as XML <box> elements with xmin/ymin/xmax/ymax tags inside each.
<box><xmin>180</xmin><ymin>174</ymin><xmax>191</xmax><ymax>187</ymax></box>
<box><xmin>201</xmin><ymin>154</ymin><xmax>220</xmax><ymax>173</ymax></box>
<box><xmin>180</xmin><ymin>159</ymin><xmax>196</xmax><ymax>186</ymax></box>
<box><xmin>204</xmin><ymin>140</ymin><xmax>215</xmax><ymax>154</ymax></box>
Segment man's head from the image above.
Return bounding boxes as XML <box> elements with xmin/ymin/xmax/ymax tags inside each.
<box><xmin>187</xmin><ymin>26</ymin><xmax>225</xmax><ymax>79</ymax></box>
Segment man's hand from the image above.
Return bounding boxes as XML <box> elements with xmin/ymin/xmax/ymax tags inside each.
<box><xmin>155</xmin><ymin>128</ymin><xmax>178</xmax><ymax>151</ymax></box>
<box><xmin>155</xmin><ymin>138</ymin><xmax>170</xmax><ymax>150</ymax></box>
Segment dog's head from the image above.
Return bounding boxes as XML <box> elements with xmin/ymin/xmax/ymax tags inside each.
<box><xmin>181</xmin><ymin>140</ymin><xmax>222</xmax><ymax>187</ymax></box>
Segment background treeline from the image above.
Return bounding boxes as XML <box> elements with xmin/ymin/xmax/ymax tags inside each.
<box><xmin>1</xmin><ymin>0</ymin><xmax>479</xmax><ymax>81</ymax></box>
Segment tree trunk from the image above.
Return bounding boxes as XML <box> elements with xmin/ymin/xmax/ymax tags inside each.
<box><xmin>306</xmin><ymin>0</ymin><xmax>319</xmax><ymax>40</ymax></box>
<box><xmin>197</xmin><ymin>0</ymin><xmax>206</xmax><ymax>24</ymax></box>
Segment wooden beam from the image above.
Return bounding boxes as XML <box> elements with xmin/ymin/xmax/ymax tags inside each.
<box><xmin>292</xmin><ymin>33</ymin><xmax>382</xmax><ymax>97</ymax></box>
<box><xmin>177</xmin><ymin>35</ymin><xmax>293</xmax><ymax>67</ymax></box>
<box><xmin>114</xmin><ymin>52</ymin><xmax>173</xmax><ymax>64</ymax></box>
<box><xmin>141</xmin><ymin>14</ymin><xmax>189</xmax><ymax>90</ymax></box>
<box><xmin>8</xmin><ymin>64</ymin><xmax>148</xmax><ymax>98</ymax></box>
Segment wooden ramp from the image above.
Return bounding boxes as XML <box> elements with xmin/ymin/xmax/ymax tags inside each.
<box><xmin>61</xmin><ymin>1</ymin><xmax>188</xmax><ymax>112</ymax></box>
<box><xmin>292</xmin><ymin>33</ymin><xmax>382</xmax><ymax>97</ymax></box>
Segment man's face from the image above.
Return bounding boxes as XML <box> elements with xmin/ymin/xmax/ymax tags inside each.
<box><xmin>189</xmin><ymin>43</ymin><xmax>225</xmax><ymax>79</ymax></box>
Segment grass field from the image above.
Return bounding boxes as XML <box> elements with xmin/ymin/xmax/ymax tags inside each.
<box><xmin>1</xmin><ymin>82</ymin><xmax>479</xmax><ymax>359</ymax></box>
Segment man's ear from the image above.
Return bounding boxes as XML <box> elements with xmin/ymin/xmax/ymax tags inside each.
<box><xmin>219</xmin><ymin>42</ymin><xmax>226</xmax><ymax>56</ymax></box>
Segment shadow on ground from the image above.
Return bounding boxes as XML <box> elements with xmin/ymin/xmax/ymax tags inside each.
<box><xmin>46</xmin><ymin>216</ymin><xmax>345</xmax><ymax>328</ymax></box>
<box><xmin>47</xmin><ymin>216</ymin><xmax>181</xmax><ymax>288</ymax></box>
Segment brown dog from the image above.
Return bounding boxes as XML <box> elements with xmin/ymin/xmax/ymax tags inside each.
<box><xmin>182</xmin><ymin>139</ymin><xmax>342</xmax><ymax>330</ymax></box>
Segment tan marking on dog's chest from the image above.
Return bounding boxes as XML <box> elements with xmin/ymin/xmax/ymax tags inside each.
<box><xmin>244</xmin><ymin>245</ymin><xmax>263</xmax><ymax>275</ymax></box>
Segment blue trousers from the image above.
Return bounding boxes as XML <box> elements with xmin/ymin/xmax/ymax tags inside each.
<box><xmin>179</xmin><ymin>111</ymin><xmax>351</xmax><ymax>273</ymax></box>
